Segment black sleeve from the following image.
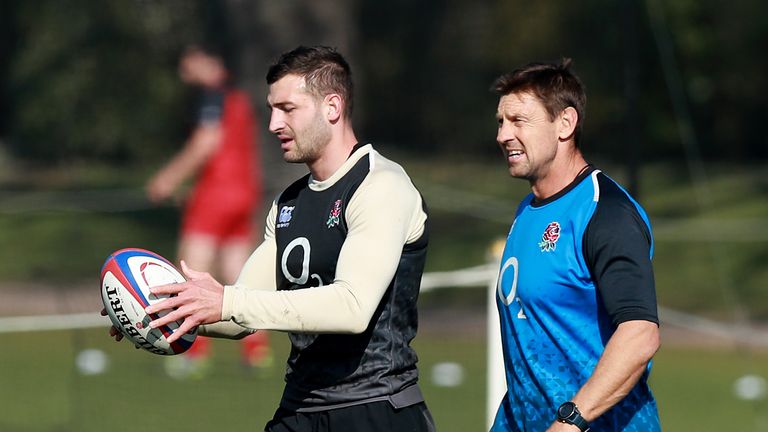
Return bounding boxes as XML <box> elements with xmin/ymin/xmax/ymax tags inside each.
<box><xmin>196</xmin><ymin>90</ymin><xmax>224</xmax><ymax>125</ymax></box>
<box><xmin>584</xmin><ymin>174</ymin><xmax>659</xmax><ymax>326</ymax></box>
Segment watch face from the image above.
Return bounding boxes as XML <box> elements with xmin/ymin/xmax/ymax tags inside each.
<box><xmin>558</xmin><ymin>402</ymin><xmax>576</xmax><ymax>418</ymax></box>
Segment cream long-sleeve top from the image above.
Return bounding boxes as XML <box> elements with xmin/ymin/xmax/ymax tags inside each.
<box><xmin>199</xmin><ymin>144</ymin><xmax>428</xmax><ymax>338</ymax></box>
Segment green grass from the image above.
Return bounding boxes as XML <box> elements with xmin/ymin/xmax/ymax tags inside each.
<box><xmin>0</xmin><ymin>329</ymin><xmax>284</xmax><ymax>432</ymax></box>
<box><xmin>2</xmin><ymin>328</ymin><xmax>768</xmax><ymax>431</ymax></box>
<box><xmin>652</xmin><ymin>347</ymin><xmax>768</xmax><ymax>431</ymax></box>
<box><xmin>0</xmin><ymin>328</ymin><xmax>487</xmax><ymax>432</ymax></box>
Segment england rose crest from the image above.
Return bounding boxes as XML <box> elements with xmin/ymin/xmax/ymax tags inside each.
<box><xmin>538</xmin><ymin>221</ymin><xmax>561</xmax><ymax>252</ymax></box>
<box><xmin>327</xmin><ymin>199</ymin><xmax>342</xmax><ymax>228</ymax></box>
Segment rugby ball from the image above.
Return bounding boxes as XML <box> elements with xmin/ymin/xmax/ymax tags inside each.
<box><xmin>100</xmin><ymin>248</ymin><xmax>196</xmax><ymax>355</ymax></box>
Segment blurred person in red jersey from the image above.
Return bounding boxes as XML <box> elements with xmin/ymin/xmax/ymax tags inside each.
<box><xmin>146</xmin><ymin>45</ymin><xmax>271</xmax><ymax>378</ymax></box>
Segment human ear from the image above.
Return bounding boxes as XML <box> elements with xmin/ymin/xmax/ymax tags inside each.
<box><xmin>558</xmin><ymin>107</ymin><xmax>578</xmax><ymax>141</ymax></box>
<box><xmin>324</xmin><ymin>94</ymin><xmax>343</xmax><ymax>122</ymax></box>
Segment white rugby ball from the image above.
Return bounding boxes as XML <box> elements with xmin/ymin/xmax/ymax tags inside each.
<box><xmin>100</xmin><ymin>248</ymin><xmax>196</xmax><ymax>355</ymax></box>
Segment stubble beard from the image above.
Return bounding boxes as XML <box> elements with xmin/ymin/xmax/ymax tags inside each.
<box><xmin>507</xmin><ymin>157</ymin><xmax>534</xmax><ymax>181</ymax></box>
<box><xmin>283</xmin><ymin>111</ymin><xmax>333</xmax><ymax>164</ymax></box>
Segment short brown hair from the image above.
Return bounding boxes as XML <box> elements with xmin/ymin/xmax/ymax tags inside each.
<box><xmin>267</xmin><ymin>46</ymin><xmax>354</xmax><ymax>119</ymax></box>
<box><xmin>492</xmin><ymin>58</ymin><xmax>586</xmax><ymax>145</ymax></box>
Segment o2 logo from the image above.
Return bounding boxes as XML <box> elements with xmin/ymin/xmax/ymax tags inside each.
<box><xmin>281</xmin><ymin>237</ymin><xmax>324</xmax><ymax>286</ymax></box>
<box><xmin>497</xmin><ymin>256</ymin><xmax>527</xmax><ymax>319</ymax></box>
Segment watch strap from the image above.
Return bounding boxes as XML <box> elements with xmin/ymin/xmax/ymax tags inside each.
<box><xmin>567</xmin><ymin>413</ymin><xmax>589</xmax><ymax>432</ymax></box>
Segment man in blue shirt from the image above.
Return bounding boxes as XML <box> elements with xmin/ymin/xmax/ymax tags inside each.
<box><xmin>490</xmin><ymin>59</ymin><xmax>661</xmax><ymax>431</ymax></box>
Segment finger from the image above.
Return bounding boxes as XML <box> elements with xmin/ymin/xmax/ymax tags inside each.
<box><xmin>165</xmin><ymin>330</ymin><xmax>180</xmax><ymax>344</ymax></box>
<box><xmin>100</xmin><ymin>308</ymin><xmax>108</xmax><ymax>316</ymax></box>
<box><xmin>109</xmin><ymin>326</ymin><xmax>124</xmax><ymax>341</ymax></box>
<box><xmin>180</xmin><ymin>260</ymin><xmax>206</xmax><ymax>280</ymax></box>
<box><xmin>149</xmin><ymin>281</ymin><xmax>184</xmax><ymax>296</ymax></box>
<box><xmin>145</xmin><ymin>296</ymin><xmax>183</xmax><ymax>315</ymax></box>
<box><xmin>148</xmin><ymin>307</ymin><xmax>188</xmax><ymax>329</ymax></box>
<box><xmin>165</xmin><ymin>319</ymin><xmax>198</xmax><ymax>344</ymax></box>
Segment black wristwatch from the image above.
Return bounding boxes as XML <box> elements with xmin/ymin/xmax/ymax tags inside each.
<box><xmin>557</xmin><ymin>401</ymin><xmax>590</xmax><ymax>431</ymax></box>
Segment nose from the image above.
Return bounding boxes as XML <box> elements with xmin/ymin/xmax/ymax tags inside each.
<box><xmin>268</xmin><ymin>110</ymin><xmax>284</xmax><ymax>134</ymax></box>
<box><xmin>497</xmin><ymin>121</ymin><xmax>514</xmax><ymax>146</ymax></box>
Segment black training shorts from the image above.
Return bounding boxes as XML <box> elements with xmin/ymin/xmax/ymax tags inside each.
<box><xmin>264</xmin><ymin>401</ymin><xmax>435</xmax><ymax>432</ymax></box>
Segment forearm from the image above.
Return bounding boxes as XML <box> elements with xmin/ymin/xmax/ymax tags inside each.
<box><xmin>571</xmin><ymin>320</ymin><xmax>660</xmax><ymax>421</ymax></box>
<box><xmin>198</xmin><ymin>321</ymin><xmax>255</xmax><ymax>339</ymax></box>
<box><xmin>154</xmin><ymin>126</ymin><xmax>220</xmax><ymax>190</ymax></box>
<box><xmin>223</xmin><ymin>279</ymin><xmax>378</xmax><ymax>333</ymax></box>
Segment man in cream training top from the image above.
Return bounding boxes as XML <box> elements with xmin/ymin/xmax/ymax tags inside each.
<box><xmin>142</xmin><ymin>46</ymin><xmax>435</xmax><ymax>431</ymax></box>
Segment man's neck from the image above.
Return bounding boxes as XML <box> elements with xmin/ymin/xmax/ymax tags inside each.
<box><xmin>530</xmin><ymin>150</ymin><xmax>587</xmax><ymax>201</ymax></box>
<box><xmin>307</xmin><ymin>126</ymin><xmax>359</xmax><ymax>181</ymax></box>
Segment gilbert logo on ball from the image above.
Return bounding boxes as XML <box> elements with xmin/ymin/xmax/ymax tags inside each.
<box><xmin>100</xmin><ymin>248</ymin><xmax>196</xmax><ymax>355</ymax></box>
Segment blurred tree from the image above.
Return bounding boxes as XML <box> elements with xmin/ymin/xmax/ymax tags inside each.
<box><xmin>652</xmin><ymin>0</ymin><xmax>768</xmax><ymax>160</ymax></box>
<box><xmin>1</xmin><ymin>0</ymin><xmax>766</xmax><ymax>165</ymax></box>
<box><xmin>357</xmin><ymin>0</ymin><xmax>449</xmax><ymax>152</ymax></box>
<box><xmin>355</xmin><ymin>0</ymin><xmax>652</xmax><ymax>160</ymax></box>
<box><xmin>0</xmin><ymin>0</ymin><xmax>19</xmax><ymax>146</ymax></box>
<box><xmin>357</xmin><ymin>0</ymin><xmax>767</xmax><ymax>164</ymax></box>
<box><xmin>4</xmin><ymin>1</ymin><xmax>204</xmax><ymax>164</ymax></box>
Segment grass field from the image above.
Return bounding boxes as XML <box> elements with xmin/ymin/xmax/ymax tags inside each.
<box><xmin>2</xmin><ymin>326</ymin><xmax>768</xmax><ymax>431</ymax></box>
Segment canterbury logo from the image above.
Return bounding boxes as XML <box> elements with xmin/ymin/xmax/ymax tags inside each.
<box><xmin>277</xmin><ymin>206</ymin><xmax>295</xmax><ymax>228</ymax></box>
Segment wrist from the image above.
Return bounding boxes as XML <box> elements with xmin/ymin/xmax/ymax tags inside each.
<box><xmin>556</xmin><ymin>401</ymin><xmax>590</xmax><ymax>432</ymax></box>
<box><xmin>221</xmin><ymin>284</ymin><xmax>236</xmax><ymax>321</ymax></box>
